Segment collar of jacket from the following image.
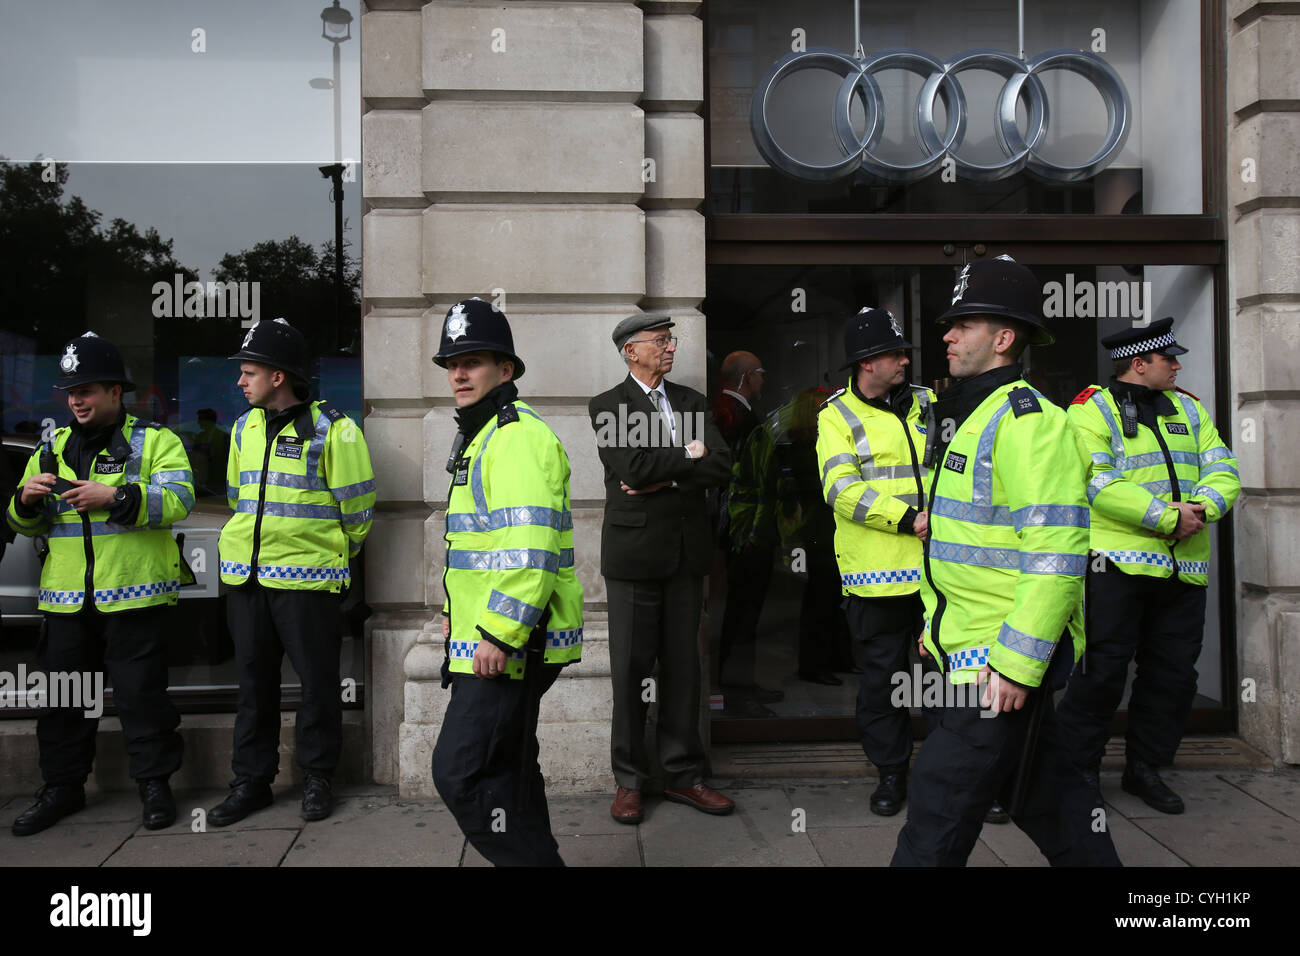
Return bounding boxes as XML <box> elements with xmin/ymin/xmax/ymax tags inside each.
<box><xmin>264</xmin><ymin>400</ymin><xmax>315</xmax><ymax>441</ymax></box>
<box><xmin>850</xmin><ymin>377</ymin><xmax>914</xmax><ymax>418</ymax></box>
<box><xmin>1108</xmin><ymin>377</ymin><xmax>1176</xmax><ymax>416</ymax></box>
<box><xmin>933</xmin><ymin>364</ymin><xmax>1023</xmax><ymax>433</ymax></box>
<box><xmin>66</xmin><ymin>407</ymin><xmax>130</xmax><ymax>467</ymax></box>
<box><xmin>455</xmin><ymin>380</ymin><xmax>519</xmax><ymax>439</ymax></box>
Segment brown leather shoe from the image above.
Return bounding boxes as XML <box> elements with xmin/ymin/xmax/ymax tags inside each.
<box><xmin>662</xmin><ymin>783</ymin><xmax>735</xmax><ymax>815</ymax></box>
<box><xmin>610</xmin><ymin>786</ymin><xmax>643</xmax><ymax>824</ymax></box>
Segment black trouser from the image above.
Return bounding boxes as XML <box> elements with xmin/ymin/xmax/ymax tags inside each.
<box><xmin>606</xmin><ymin>567</ymin><xmax>706</xmax><ymax>789</ymax></box>
<box><xmin>37</xmin><ymin>604</ymin><xmax>183</xmax><ymax>786</ymax></box>
<box><xmin>227</xmin><ymin>585</ymin><xmax>343</xmax><ymax>785</ymax></box>
<box><xmin>1058</xmin><ymin>560</ymin><xmax>1208</xmax><ymax>769</ymax></box>
<box><xmin>717</xmin><ymin>544</ymin><xmax>773</xmax><ymax>685</ymax></box>
<box><xmin>432</xmin><ymin>666</ymin><xmax>564</xmax><ymax>867</ymax></box>
<box><xmin>892</xmin><ymin>684</ymin><xmax>1121</xmax><ymax>867</ymax></box>
<box><xmin>845</xmin><ymin>593</ymin><xmax>923</xmax><ymax>770</ymax></box>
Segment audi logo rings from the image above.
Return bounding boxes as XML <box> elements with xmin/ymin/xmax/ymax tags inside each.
<box><xmin>749</xmin><ymin>46</ymin><xmax>1132</xmax><ymax>184</ymax></box>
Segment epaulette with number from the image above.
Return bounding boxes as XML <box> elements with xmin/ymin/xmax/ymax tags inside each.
<box><xmin>1071</xmin><ymin>386</ymin><xmax>1100</xmax><ymax>405</ymax></box>
<box><xmin>818</xmin><ymin>387</ymin><xmax>846</xmax><ymax>412</ymax></box>
<box><xmin>1008</xmin><ymin>387</ymin><xmax>1042</xmax><ymax>417</ymax></box>
<box><xmin>1175</xmin><ymin>386</ymin><xmax>1200</xmax><ymax>402</ymax></box>
<box><xmin>316</xmin><ymin>399</ymin><xmax>345</xmax><ymax>422</ymax></box>
<box><xmin>497</xmin><ymin>402</ymin><xmax>520</xmax><ymax>427</ymax></box>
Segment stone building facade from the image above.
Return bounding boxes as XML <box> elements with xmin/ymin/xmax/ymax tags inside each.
<box><xmin>355</xmin><ymin>0</ymin><xmax>1299</xmax><ymax>799</ymax></box>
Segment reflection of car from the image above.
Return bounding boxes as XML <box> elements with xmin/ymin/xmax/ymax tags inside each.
<box><xmin>0</xmin><ymin>433</ymin><xmax>231</xmax><ymax>625</ymax></box>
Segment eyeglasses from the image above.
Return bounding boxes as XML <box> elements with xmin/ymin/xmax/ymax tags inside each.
<box><xmin>629</xmin><ymin>334</ymin><xmax>677</xmax><ymax>350</ymax></box>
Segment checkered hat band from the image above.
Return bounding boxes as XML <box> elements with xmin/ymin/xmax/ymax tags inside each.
<box><xmin>1108</xmin><ymin>332</ymin><xmax>1175</xmax><ymax>359</ymax></box>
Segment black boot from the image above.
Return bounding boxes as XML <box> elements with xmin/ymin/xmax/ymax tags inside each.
<box><xmin>12</xmin><ymin>784</ymin><xmax>86</xmax><ymax>837</ymax></box>
<box><xmin>139</xmin><ymin>778</ymin><xmax>176</xmax><ymax>830</ymax></box>
<box><xmin>301</xmin><ymin>773</ymin><xmax>334</xmax><ymax>822</ymax></box>
<box><xmin>1122</xmin><ymin>756</ymin><xmax>1184</xmax><ymax>814</ymax></box>
<box><xmin>984</xmin><ymin>800</ymin><xmax>1010</xmax><ymax>824</ymax></box>
<box><xmin>869</xmin><ymin>766</ymin><xmax>908</xmax><ymax>817</ymax></box>
<box><xmin>208</xmin><ymin>781</ymin><xmax>273</xmax><ymax>827</ymax></box>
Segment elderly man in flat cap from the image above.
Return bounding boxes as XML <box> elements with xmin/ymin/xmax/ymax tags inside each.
<box><xmin>589</xmin><ymin>314</ymin><xmax>734</xmax><ymax>824</ymax></box>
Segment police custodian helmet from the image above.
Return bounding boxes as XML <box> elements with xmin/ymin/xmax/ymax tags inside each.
<box><xmin>55</xmin><ymin>332</ymin><xmax>135</xmax><ymax>391</ymax></box>
<box><xmin>432</xmin><ymin>297</ymin><xmax>526</xmax><ymax>380</ymax></box>
<box><xmin>841</xmin><ymin>307</ymin><xmax>915</xmax><ymax>369</ymax></box>
<box><xmin>937</xmin><ymin>255</ymin><xmax>1054</xmax><ymax>346</ymax></box>
<box><xmin>228</xmin><ymin>317</ymin><xmax>310</xmax><ymax>383</ymax></box>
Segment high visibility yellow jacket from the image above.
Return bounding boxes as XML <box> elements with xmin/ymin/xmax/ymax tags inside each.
<box><xmin>7</xmin><ymin>415</ymin><xmax>195</xmax><ymax>613</ymax></box>
<box><xmin>443</xmin><ymin>400</ymin><xmax>583</xmax><ymax>679</ymax></box>
<box><xmin>921</xmin><ymin>378</ymin><xmax>1090</xmax><ymax>688</ymax></box>
<box><xmin>1069</xmin><ymin>383</ymin><xmax>1238</xmax><ymax>586</ymax></box>
<box><xmin>219</xmin><ymin>400</ymin><xmax>374</xmax><ymax>591</ymax></box>
<box><xmin>816</xmin><ymin>381</ymin><xmax>932</xmax><ymax>598</ymax></box>
<box><xmin>727</xmin><ymin>406</ymin><xmax>778</xmax><ymax>552</ymax></box>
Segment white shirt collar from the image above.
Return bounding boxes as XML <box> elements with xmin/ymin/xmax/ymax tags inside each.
<box><xmin>722</xmin><ymin>389</ymin><xmax>751</xmax><ymax>411</ymax></box>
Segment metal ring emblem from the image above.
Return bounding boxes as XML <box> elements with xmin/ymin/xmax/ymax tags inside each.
<box><xmin>750</xmin><ymin>46</ymin><xmax>1131</xmax><ymax>184</ymax></box>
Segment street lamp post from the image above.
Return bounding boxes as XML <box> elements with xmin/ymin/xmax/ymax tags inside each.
<box><xmin>319</xmin><ymin>1</ymin><xmax>352</xmax><ymax>352</ymax></box>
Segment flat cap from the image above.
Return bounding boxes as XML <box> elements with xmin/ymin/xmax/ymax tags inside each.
<box><xmin>612</xmin><ymin>313</ymin><xmax>674</xmax><ymax>351</ymax></box>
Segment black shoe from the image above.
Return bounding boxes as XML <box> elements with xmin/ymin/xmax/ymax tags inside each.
<box><xmin>139</xmin><ymin>778</ymin><xmax>176</xmax><ymax>830</ymax></box>
<box><xmin>984</xmin><ymin>800</ymin><xmax>1010</xmax><ymax>824</ymax></box>
<box><xmin>208</xmin><ymin>782</ymin><xmax>273</xmax><ymax>827</ymax></box>
<box><xmin>1122</xmin><ymin>757</ymin><xmax>1184</xmax><ymax>814</ymax></box>
<box><xmin>11</xmin><ymin>784</ymin><xmax>85</xmax><ymax>837</ymax></box>
<box><xmin>301</xmin><ymin>774</ymin><xmax>334</xmax><ymax>822</ymax></box>
<box><xmin>869</xmin><ymin>769</ymin><xmax>907</xmax><ymax>816</ymax></box>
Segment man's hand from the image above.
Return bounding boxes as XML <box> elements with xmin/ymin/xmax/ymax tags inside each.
<box><xmin>1169</xmin><ymin>501</ymin><xmax>1206</xmax><ymax>541</ymax></box>
<box><xmin>685</xmin><ymin>439</ymin><xmax>708</xmax><ymax>460</ymax></box>
<box><xmin>441</xmin><ymin>616</ymin><xmax>450</xmax><ymax>640</ymax></box>
<box><xmin>19</xmin><ymin>474</ymin><xmax>57</xmax><ymax>507</ymax></box>
<box><xmin>917</xmin><ymin>635</ymin><xmax>932</xmax><ymax>660</ymax></box>
<box><xmin>60</xmin><ymin>480</ymin><xmax>118</xmax><ymax>513</ymax></box>
<box><xmin>621</xmin><ymin>480</ymin><xmax>672</xmax><ymax>496</ymax></box>
<box><xmin>472</xmin><ymin>638</ymin><xmax>508</xmax><ymax>679</ymax></box>
<box><xmin>978</xmin><ymin>665</ymin><xmax>1029</xmax><ymax>713</ymax></box>
<box><xmin>913</xmin><ymin>510</ymin><xmax>930</xmax><ymax>541</ymax></box>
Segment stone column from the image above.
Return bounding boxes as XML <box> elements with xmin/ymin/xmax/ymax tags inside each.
<box><xmin>1227</xmin><ymin>0</ymin><xmax>1300</xmax><ymax>764</ymax></box>
<box><xmin>362</xmin><ymin>0</ymin><xmax>661</xmax><ymax>796</ymax></box>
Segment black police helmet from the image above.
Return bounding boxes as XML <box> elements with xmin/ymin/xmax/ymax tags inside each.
<box><xmin>937</xmin><ymin>255</ymin><xmax>1054</xmax><ymax>346</ymax></box>
<box><xmin>432</xmin><ymin>298</ymin><xmax>525</xmax><ymax>381</ymax></box>
<box><xmin>54</xmin><ymin>332</ymin><xmax>135</xmax><ymax>392</ymax></box>
<box><xmin>841</xmin><ymin>307</ymin><xmax>915</xmax><ymax>369</ymax></box>
<box><xmin>228</xmin><ymin>317</ymin><xmax>310</xmax><ymax>383</ymax></box>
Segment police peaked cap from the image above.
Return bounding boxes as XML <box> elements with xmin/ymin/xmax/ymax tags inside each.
<box><xmin>433</xmin><ymin>298</ymin><xmax>525</xmax><ymax>380</ymax></box>
<box><xmin>936</xmin><ymin>256</ymin><xmax>1054</xmax><ymax>347</ymax></box>
<box><xmin>229</xmin><ymin>317</ymin><xmax>310</xmax><ymax>383</ymax></box>
<box><xmin>1100</xmin><ymin>316</ymin><xmax>1189</xmax><ymax>359</ymax></box>
<box><xmin>841</xmin><ymin>307</ymin><xmax>915</xmax><ymax>368</ymax></box>
<box><xmin>55</xmin><ymin>332</ymin><xmax>135</xmax><ymax>391</ymax></box>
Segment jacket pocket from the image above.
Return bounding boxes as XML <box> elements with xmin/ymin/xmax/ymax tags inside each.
<box><xmin>607</xmin><ymin>510</ymin><xmax>647</xmax><ymax>528</ymax></box>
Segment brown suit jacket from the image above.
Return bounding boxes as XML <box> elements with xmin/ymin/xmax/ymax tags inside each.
<box><xmin>588</xmin><ymin>374</ymin><xmax>731</xmax><ymax>579</ymax></box>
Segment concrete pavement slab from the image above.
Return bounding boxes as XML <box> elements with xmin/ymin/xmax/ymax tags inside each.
<box><xmin>784</xmin><ymin>781</ymin><xmax>893</xmax><ymax>828</ymax></box>
<box><xmin>807</xmin><ymin>824</ymin><xmax>900</xmax><ymax>865</ymax></box>
<box><xmin>1102</xmin><ymin>771</ymin><xmax>1284</xmax><ymax>819</ymax></box>
<box><xmin>284</xmin><ymin>802</ymin><xmax>462</xmax><ymax>866</ymax></box>
<box><xmin>464</xmin><ymin>832</ymin><xmax>641</xmax><ymax>867</ymax></box>
<box><xmin>103</xmin><ymin>828</ymin><xmax>299</xmax><ymax>867</ymax></box>
<box><xmin>976</xmin><ymin>820</ymin><xmax>1049</xmax><ymax>867</ymax></box>
<box><xmin>1130</xmin><ymin>812</ymin><xmax>1300</xmax><ymax>867</ymax></box>
<box><xmin>1105</xmin><ymin>810</ymin><xmax>1188</xmax><ymax>866</ymax></box>
<box><xmin>1216</xmin><ymin>770</ymin><xmax>1300</xmax><ymax>823</ymax></box>
<box><xmin>0</xmin><ymin>820</ymin><xmax>138</xmax><ymax>867</ymax></box>
<box><xmin>548</xmin><ymin>793</ymin><xmax>637</xmax><ymax>836</ymax></box>
<box><xmin>638</xmin><ymin>788</ymin><xmax>818</xmax><ymax>866</ymax></box>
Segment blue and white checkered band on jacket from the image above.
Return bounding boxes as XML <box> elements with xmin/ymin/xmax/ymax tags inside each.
<box><xmin>1108</xmin><ymin>331</ymin><xmax>1176</xmax><ymax>359</ymax></box>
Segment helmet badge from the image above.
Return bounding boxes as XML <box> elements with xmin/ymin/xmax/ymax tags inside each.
<box><xmin>60</xmin><ymin>343</ymin><xmax>79</xmax><ymax>373</ymax></box>
<box><xmin>241</xmin><ymin>326</ymin><xmax>257</xmax><ymax>349</ymax></box>
<box><xmin>951</xmin><ymin>264</ymin><xmax>971</xmax><ymax>306</ymax></box>
<box><xmin>886</xmin><ymin>310</ymin><xmax>903</xmax><ymax>338</ymax></box>
<box><xmin>445</xmin><ymin>302</ymin><xmax>469</xmax><ymax>342</ymax></box>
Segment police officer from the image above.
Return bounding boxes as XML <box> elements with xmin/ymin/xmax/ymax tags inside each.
<box><xmin>1058</xmin><ymin>318</ymin><xmax>1239</xmax><ymax>813</ymax></box>
<box><xmin>816</xmin><ymin>308</ymin><xmax>932</xmax><ymax>815</ymax></box>
<box><xmin>8</xmin><ymin>333</ymin><xmax>192</xmax><ymax>835</ymax></box>
<box><xmin>430</xmin><ymin>298</ymin><xmax>583</xmax><ymax>866</ymax></box>
<box><xmin>208</xmin><ymin>318</ymin><xmax>375</xmax><ymax>825</ymax></box>
<box><xmin>892</xmin><ymin>257</ymin><xmax>1120</xmax><ymax>866</ymax></box>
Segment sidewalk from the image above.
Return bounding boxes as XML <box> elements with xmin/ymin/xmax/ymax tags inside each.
<box><xmin>2</xmin><ymin>767</ymin><xmax>1298</xmax><ymax>866</ymax></box>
